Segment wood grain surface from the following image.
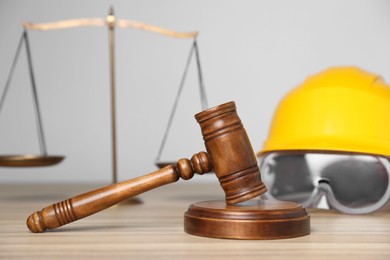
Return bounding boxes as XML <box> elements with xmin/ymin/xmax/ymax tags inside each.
<box><xmin>0</xmin><ymin>182</ymin><xmax>389</xmax><ymax>259</ymax></box>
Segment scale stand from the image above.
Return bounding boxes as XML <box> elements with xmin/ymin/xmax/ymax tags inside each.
<box><xmin>19</xmin><ymin>7</ymin><xmax>199</xmax><ymax>182</ymax></box>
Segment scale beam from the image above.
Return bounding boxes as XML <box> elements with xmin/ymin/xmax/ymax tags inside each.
<box><xmin>23</xmin><ymin>18</ymin><xmax>198</xmax><ymax>39</ymax></box>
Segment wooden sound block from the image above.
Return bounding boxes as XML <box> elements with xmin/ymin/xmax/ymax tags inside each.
<box><xmin>184</xmin><ymin>199</ymin><xmax>310</xmax><ymax>240</ymax></box>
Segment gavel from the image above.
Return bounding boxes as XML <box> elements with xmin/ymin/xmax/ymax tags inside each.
<box><xmin>27</xmin><ymin>101</ymin><xmax>267</xmax><ymax>233</ymax></box>
<box><xmin>27</xmin><ymin>101</ymin><xmax>310</xmax><ymax>239</ymax></box>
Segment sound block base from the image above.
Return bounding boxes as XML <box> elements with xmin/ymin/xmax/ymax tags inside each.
<box><xmin>184</xmin><ymin>199</ymin><xmax>310</xmax><ymax>240</ymax></box>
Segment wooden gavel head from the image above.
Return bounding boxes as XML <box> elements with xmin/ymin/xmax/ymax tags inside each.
<box><xmin>195</xmin><ymin>101</ymin><xmax>267</xmax><ymax>204</ymax></box>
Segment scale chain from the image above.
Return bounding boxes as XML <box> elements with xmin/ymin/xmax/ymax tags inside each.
<box><xmin>0</xmin><ymin>32</ymin><xmax>25</xmax><ymax>115</ymax></box>
<box><xmin>194</xmin><ymin>39</ymin><xmax>208</xmax><ymax>110</ymax></box>
<box><xmin>24</xmin><ymin>30</ymin><xmax>48</xmax><ymax>156</ymax></box>
<box><xmin>155</xmin><ymin>39</ymin><xmax>209</xmax><ymax>163</ymax></box>
<box><xmin>0</xmin><ymin>31</ymin><xmax>48</xmax><ymax>156</ymax></box>
<box><xmin>155</xmin><ymin>41</ymin><xmax>195</xmax><ymax>163</ymax></box>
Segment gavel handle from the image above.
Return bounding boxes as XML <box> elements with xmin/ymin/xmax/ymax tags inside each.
<box><xmin>27</xmin><ymin>152</ymin><xmax>212</xmax><ymax>233</ymax></box>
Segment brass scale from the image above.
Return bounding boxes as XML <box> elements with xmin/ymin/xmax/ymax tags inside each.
<box><xmin>0</xmin><ymin>8</ymin><xmax>208</xmax><ymax>183</ymax></box>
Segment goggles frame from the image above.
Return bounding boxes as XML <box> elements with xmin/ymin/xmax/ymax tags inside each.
<box><xmin>258</xmin><ymin>151</ymin><xmax>390</xmax><ymax>214</ymax></box>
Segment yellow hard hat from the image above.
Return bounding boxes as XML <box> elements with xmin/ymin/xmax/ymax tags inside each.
<box><xmin>260</xmin><ymin>66</ymin><xmax>390</xmax><ymax>156</ymax></box>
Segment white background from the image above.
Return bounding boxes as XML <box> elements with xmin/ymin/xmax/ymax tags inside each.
<box><xmin>0</xmin><ymin>0</ymin><xmax>389</xmax><ymax>183</ymax></box>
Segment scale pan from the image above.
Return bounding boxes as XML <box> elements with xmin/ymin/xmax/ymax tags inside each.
<box><xmin>155</xmin><ymin>161</ymin><xmax>175</xmax><ymax>169</ymax></box>
<box><xmin>0</xmin><ymin>154</ymin><xmax>64</xmax><ymax>167</ymax></box>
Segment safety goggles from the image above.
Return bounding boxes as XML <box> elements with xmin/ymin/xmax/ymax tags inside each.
<box><xmin>258</xmin><ymin>151</ymin><xmax>390</xmax><ymax>214</ymax></box>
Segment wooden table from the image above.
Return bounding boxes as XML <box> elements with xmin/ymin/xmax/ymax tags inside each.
<box><xmin>1</xmin><ymin>181</ymin><xmax>389</xmax><ymax>259</ymax></box>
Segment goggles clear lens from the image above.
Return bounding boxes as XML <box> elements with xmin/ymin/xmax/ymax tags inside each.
<box><xmin>258</xmin><ymin>152</ymin><xmax>390</xmax><ymax>214</ymax></box>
